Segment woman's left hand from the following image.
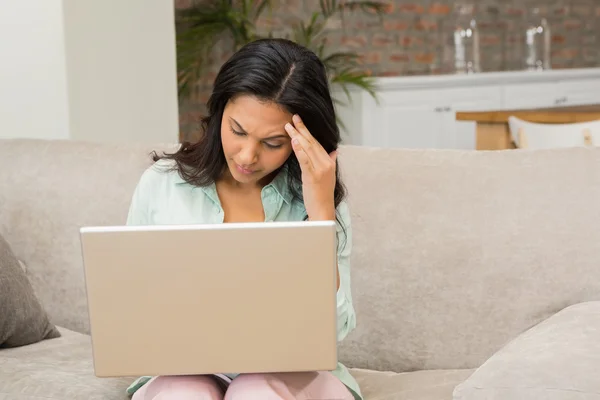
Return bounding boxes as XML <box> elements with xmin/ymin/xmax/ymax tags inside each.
<box><xmin>285</xmin><ymin>114</ymin><xmax>337</xmax><ymax>221</ymax></box>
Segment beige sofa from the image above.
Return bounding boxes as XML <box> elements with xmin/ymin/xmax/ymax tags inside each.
<box><xmin>1</xmin><ymin>138</ymin><xmax>600</xmax><ymax>400</ymax></box>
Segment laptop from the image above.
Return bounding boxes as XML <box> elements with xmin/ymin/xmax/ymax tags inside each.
<box><xmin>79</xmin><ymin>221</ymin><xmax>338</xmax><ymax>378</ymax></box>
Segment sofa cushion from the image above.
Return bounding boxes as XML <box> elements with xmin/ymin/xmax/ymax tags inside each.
<box><xmin>453</xmin><ymin>301</ymin><xmax>600</xmax><ymax>400</ymax></box>
<box><xmin>0</xmin><ymin>139</ymin><xmax>171</xmax><ymax>335</ymax></box>
<box><xmin>0</xmin><ymin>327</ymin><xmax>132</xmax><ymax>399</ymax></box>
<box><xmin>0</xmin><ymin>233</ymin><xmax>60</xmax><ymax>348</ymax></box>
<box><xmin>336</xmin><ymin>146</ymin><xmax>600</xmax><ymax>372</ymax></box>
<box><xmin>352</xmin><ymin>368</ymin><xmax>474</xmax><ymax>400</ymax></box>
<box><xmin>0</xmin><ymin>325</ymin><xmax>471</xmax><ymax>400</ymax></box>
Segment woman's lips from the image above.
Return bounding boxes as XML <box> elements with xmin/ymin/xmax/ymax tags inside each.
<box><xmin>235</xmin><ymin>163</ymin><xmax>255</xmax><ymax>175</ymax></box>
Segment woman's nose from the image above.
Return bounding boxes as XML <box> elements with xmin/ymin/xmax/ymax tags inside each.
<box><xmin>238</xmin><ymin>144</ymin><xmax>258</xmax><ymax>165</ymax></box>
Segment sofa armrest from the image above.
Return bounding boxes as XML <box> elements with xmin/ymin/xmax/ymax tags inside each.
<box><xmin>453</xmin><ymin>301</ymin><xmax>600</xmax><ymax>400</ymax></box>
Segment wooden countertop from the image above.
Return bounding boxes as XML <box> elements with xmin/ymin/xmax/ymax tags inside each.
<box><xmin>456</xmin><ymin>103</ymin><xmax>600</xmax><ymax>124</ymax></box>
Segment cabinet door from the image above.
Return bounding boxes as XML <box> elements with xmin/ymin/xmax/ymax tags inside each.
<box><xmin>502</xmin><ymin>82</ymin><xmax>559</xmax><ymax>109</ymax></box>
<box><xmin>335</xmin><ymin>88</ymin><xmax>443</xmax><ymax>148</ymax></box>
<box><xmin>364</xmin><ymin>89</ymin><xmax>443</xmax><ymax>149</ymax></box>
<box><xmin>334</xmin><ymin>89</ymin><xmax>365</xmax><ymax>146</ymax></box>
<box><xmin>441</xmin><ymin>86</ymin><xmax>504</xmax><ymax>149</ymax></box>
<box><xmin>557</xmin><ymin>79</ymin><xmax>600</xmax><ymax>107</ymax></box>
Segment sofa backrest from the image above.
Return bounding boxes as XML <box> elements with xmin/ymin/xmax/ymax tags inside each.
<box><xmin>1</xmin><ymin>139</ymin><xmax>600</xmax><ymax>373</ymax></box>
<box><xmin>0</xmin><ymin>139</ymin><xmax>166</xmax><ymax>334</ymax></box>
<box><xmin>336</xmin><ymin>145</ymin><xmax>600</xmax><ymax>372</ymax></box>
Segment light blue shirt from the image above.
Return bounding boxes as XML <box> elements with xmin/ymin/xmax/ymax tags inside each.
<box><xmin>125</xmin><ymin>159</ymin><xmax>361</xmax><ymax>399</ymax></box>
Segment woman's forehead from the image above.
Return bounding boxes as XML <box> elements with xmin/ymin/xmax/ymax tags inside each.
<box><xmin>225</xmin><ymin>96</ymin><xmax>291</xmax><ymax>132</ymax></box>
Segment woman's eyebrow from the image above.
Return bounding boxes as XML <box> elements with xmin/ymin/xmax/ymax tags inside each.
<box><xmin>230</xmin><ymin>117</ymin><xmax>289</xmax><ymax>140</ymax></box>
<box><xmin>230</xmin><ymin>117</ymin><xmax>246</xmax><ymax>133</ymax></box>
<box><xmin>264</xmin><ymin>134</ymin><xmax>289</xmax><ymax>140</ymax></box>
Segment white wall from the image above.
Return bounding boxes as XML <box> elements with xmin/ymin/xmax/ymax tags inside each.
<box><xmin>0</xmin><ymin>0</ymin><xmax>70</xmax><ymax>140</ymax></box>
<box><xmin>0</xmin><ymin>0</ymin><xmax>180</xmax><ymax>143</ymax></box>
<box><xmin>62</xmin><ymin>0</ymin><xmax>180</xmax><ymax>143</ymax></box>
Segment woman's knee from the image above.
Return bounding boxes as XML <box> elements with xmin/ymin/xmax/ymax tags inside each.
<box><xmin>225</xmin><ymin>373</ymin><xmax>293</xmax><ymax>400</ymax></box>
<box><xmin>225</xmin><ymin>372</ymin><xmax>353</xmax><ymax>400</ymax></box>
<box><xmin>133</xmin><ymin>375</ymin><xmax>224</xmax><ymax>400</ymax></box>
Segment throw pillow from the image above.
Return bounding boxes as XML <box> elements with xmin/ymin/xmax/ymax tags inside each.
<box><xmin>0</xmin><ymin>233</ymin><xmax>61</xmax><ymax>347</ymax></box>
<box><xmin>453</xmin><ymin>301</ymin><xmax>600</xmax><ymax>400</ymax></box>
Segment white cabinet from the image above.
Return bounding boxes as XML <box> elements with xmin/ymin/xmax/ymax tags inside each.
<box><xmin>336</xmin><ymin>89</ymin><xmax>441</xmax><ymax>148</ymax></box>
<box><xmin>557</xmin><ymin>79</ymin><xmax>600</xmax><ymax>106</ymax></box>
<box><xmin>337</xmin><ymin>85</ymin><xmax>502</xmax><ymax>150</ymax></box>
<box><xmin>336</xmin><ymin>68</ymin><xmax>600</xmax><ymax>150</ymax></box>
<box><xmin>369</xmin><ymin>89</ymin><xmax>441</xmax><ymax>149</ymax></box>
<box><xmin>502</xmin><ymin>82</ymin><xmax>559</xmax><ymax>109</ymax></box>
<box><xmin>501</xmin><ymin>78</ymin><xmax>600</xmax><ymax>109</ymax></box>
<box><xmin>442</xmin><ymin>87</ymin><xmax>503</xmax><ymax>149</ymax></box>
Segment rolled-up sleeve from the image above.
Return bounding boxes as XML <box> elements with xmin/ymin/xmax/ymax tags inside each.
<box><xmin>335</xmin><ymin>201</ymin><xmax>356</xmax><ymax>342</ymax></box>
<box><xmin>125</xmin><ymin>167</ymin><xmax>155</xmax><ymax>226</ymax></box>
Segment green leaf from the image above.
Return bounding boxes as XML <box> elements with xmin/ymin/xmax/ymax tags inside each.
<box><xmin>319</xmin><ymin>0</ymin><xmax>338</xmax><ymax>18</ymax></box>
<box><xmin>255</xmin><ymin>0</ymin><xmax>272</xmax><ymax>19</ymax></box>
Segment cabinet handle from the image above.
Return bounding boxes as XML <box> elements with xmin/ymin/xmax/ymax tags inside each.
<box><xmin>444</xmin><ymin>106</ymin><xmax>451</xmax><ymax>112</ymax></box>
<box><xmin>434</xmin><ymin>107</ymin><xmax>443</xmax><ymax>112</ymax></box>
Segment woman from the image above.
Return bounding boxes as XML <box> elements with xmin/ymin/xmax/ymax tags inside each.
<box><xmin>125</xmin><ymin>38</ymin><xmax>360</xmax><ymax>400</ymax></box>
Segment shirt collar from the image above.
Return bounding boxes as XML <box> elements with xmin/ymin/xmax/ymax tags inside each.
<box><xmin>174</xmin><ymin>165</ymin><xmax>295</xmax><ymax>206</ymax></box>
<box><xmin>264</xmin><ymin>165</ymin><xmax>294</xmax><ymax>206</ymax></box>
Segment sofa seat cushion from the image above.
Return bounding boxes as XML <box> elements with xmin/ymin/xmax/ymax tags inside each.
<box><xmin>351</xmin><ymin>368</ymin><xmax>474</xmax><ymax>400</ymax></box>
<box><xmin>0</xmin><ymin>327</ymin><xmax>132</xmax><ymax>399</ymax></box>
<box><xmin>453</xmin><ymin>301</ymin><xmax>600</xmax><ymax>400</ymax></box>
<box><xmin>0</xmin><ymin>325</ymin><xmax>473</xmax><ymax>400</ymax></box>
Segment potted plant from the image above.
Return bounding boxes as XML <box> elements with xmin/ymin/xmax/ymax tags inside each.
<box><xmin>175</xmin><ymin>0</ymin><xmax>386</xmax><ymax>138</ymax></box>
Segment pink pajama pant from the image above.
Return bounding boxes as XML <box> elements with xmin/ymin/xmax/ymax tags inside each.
<box><xmin>131</xmin><ymin>372</ymin><xmax>354</xmax><ymax>400</ymax></box>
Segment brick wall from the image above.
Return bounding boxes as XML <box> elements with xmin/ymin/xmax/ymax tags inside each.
<box><xmin>176</xmin><ymin>0</ymin><xmax>600</xmax><ymax>141</ymax></box>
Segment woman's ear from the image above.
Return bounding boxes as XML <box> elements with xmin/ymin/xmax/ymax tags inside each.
<box><xmin>329</xmin><ymin>150</ymin><xmax>338</xmax><ymax>162</ymax></box>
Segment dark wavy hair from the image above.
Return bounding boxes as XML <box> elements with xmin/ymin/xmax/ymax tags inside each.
<box><xmin>154</xmin><ymin>38</ymin><xmax>347</xmax><ymax>223</ymax></box>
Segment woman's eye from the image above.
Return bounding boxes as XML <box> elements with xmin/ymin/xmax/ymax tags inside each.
<box><xmin>232</xmin><ymin>129</ymin><xmax>245</xmax><ymax>137</ymax></box>
<box><xmin>264</xmin><ymin>142</ymin><xmax>283</xmax><ymax>149</ymax></box>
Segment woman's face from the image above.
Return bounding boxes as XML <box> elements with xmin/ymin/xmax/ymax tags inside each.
<box><xmin>220</xmin><ymin>95</ymin><xmax>293</xmax><ymax>187</ymax></box>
